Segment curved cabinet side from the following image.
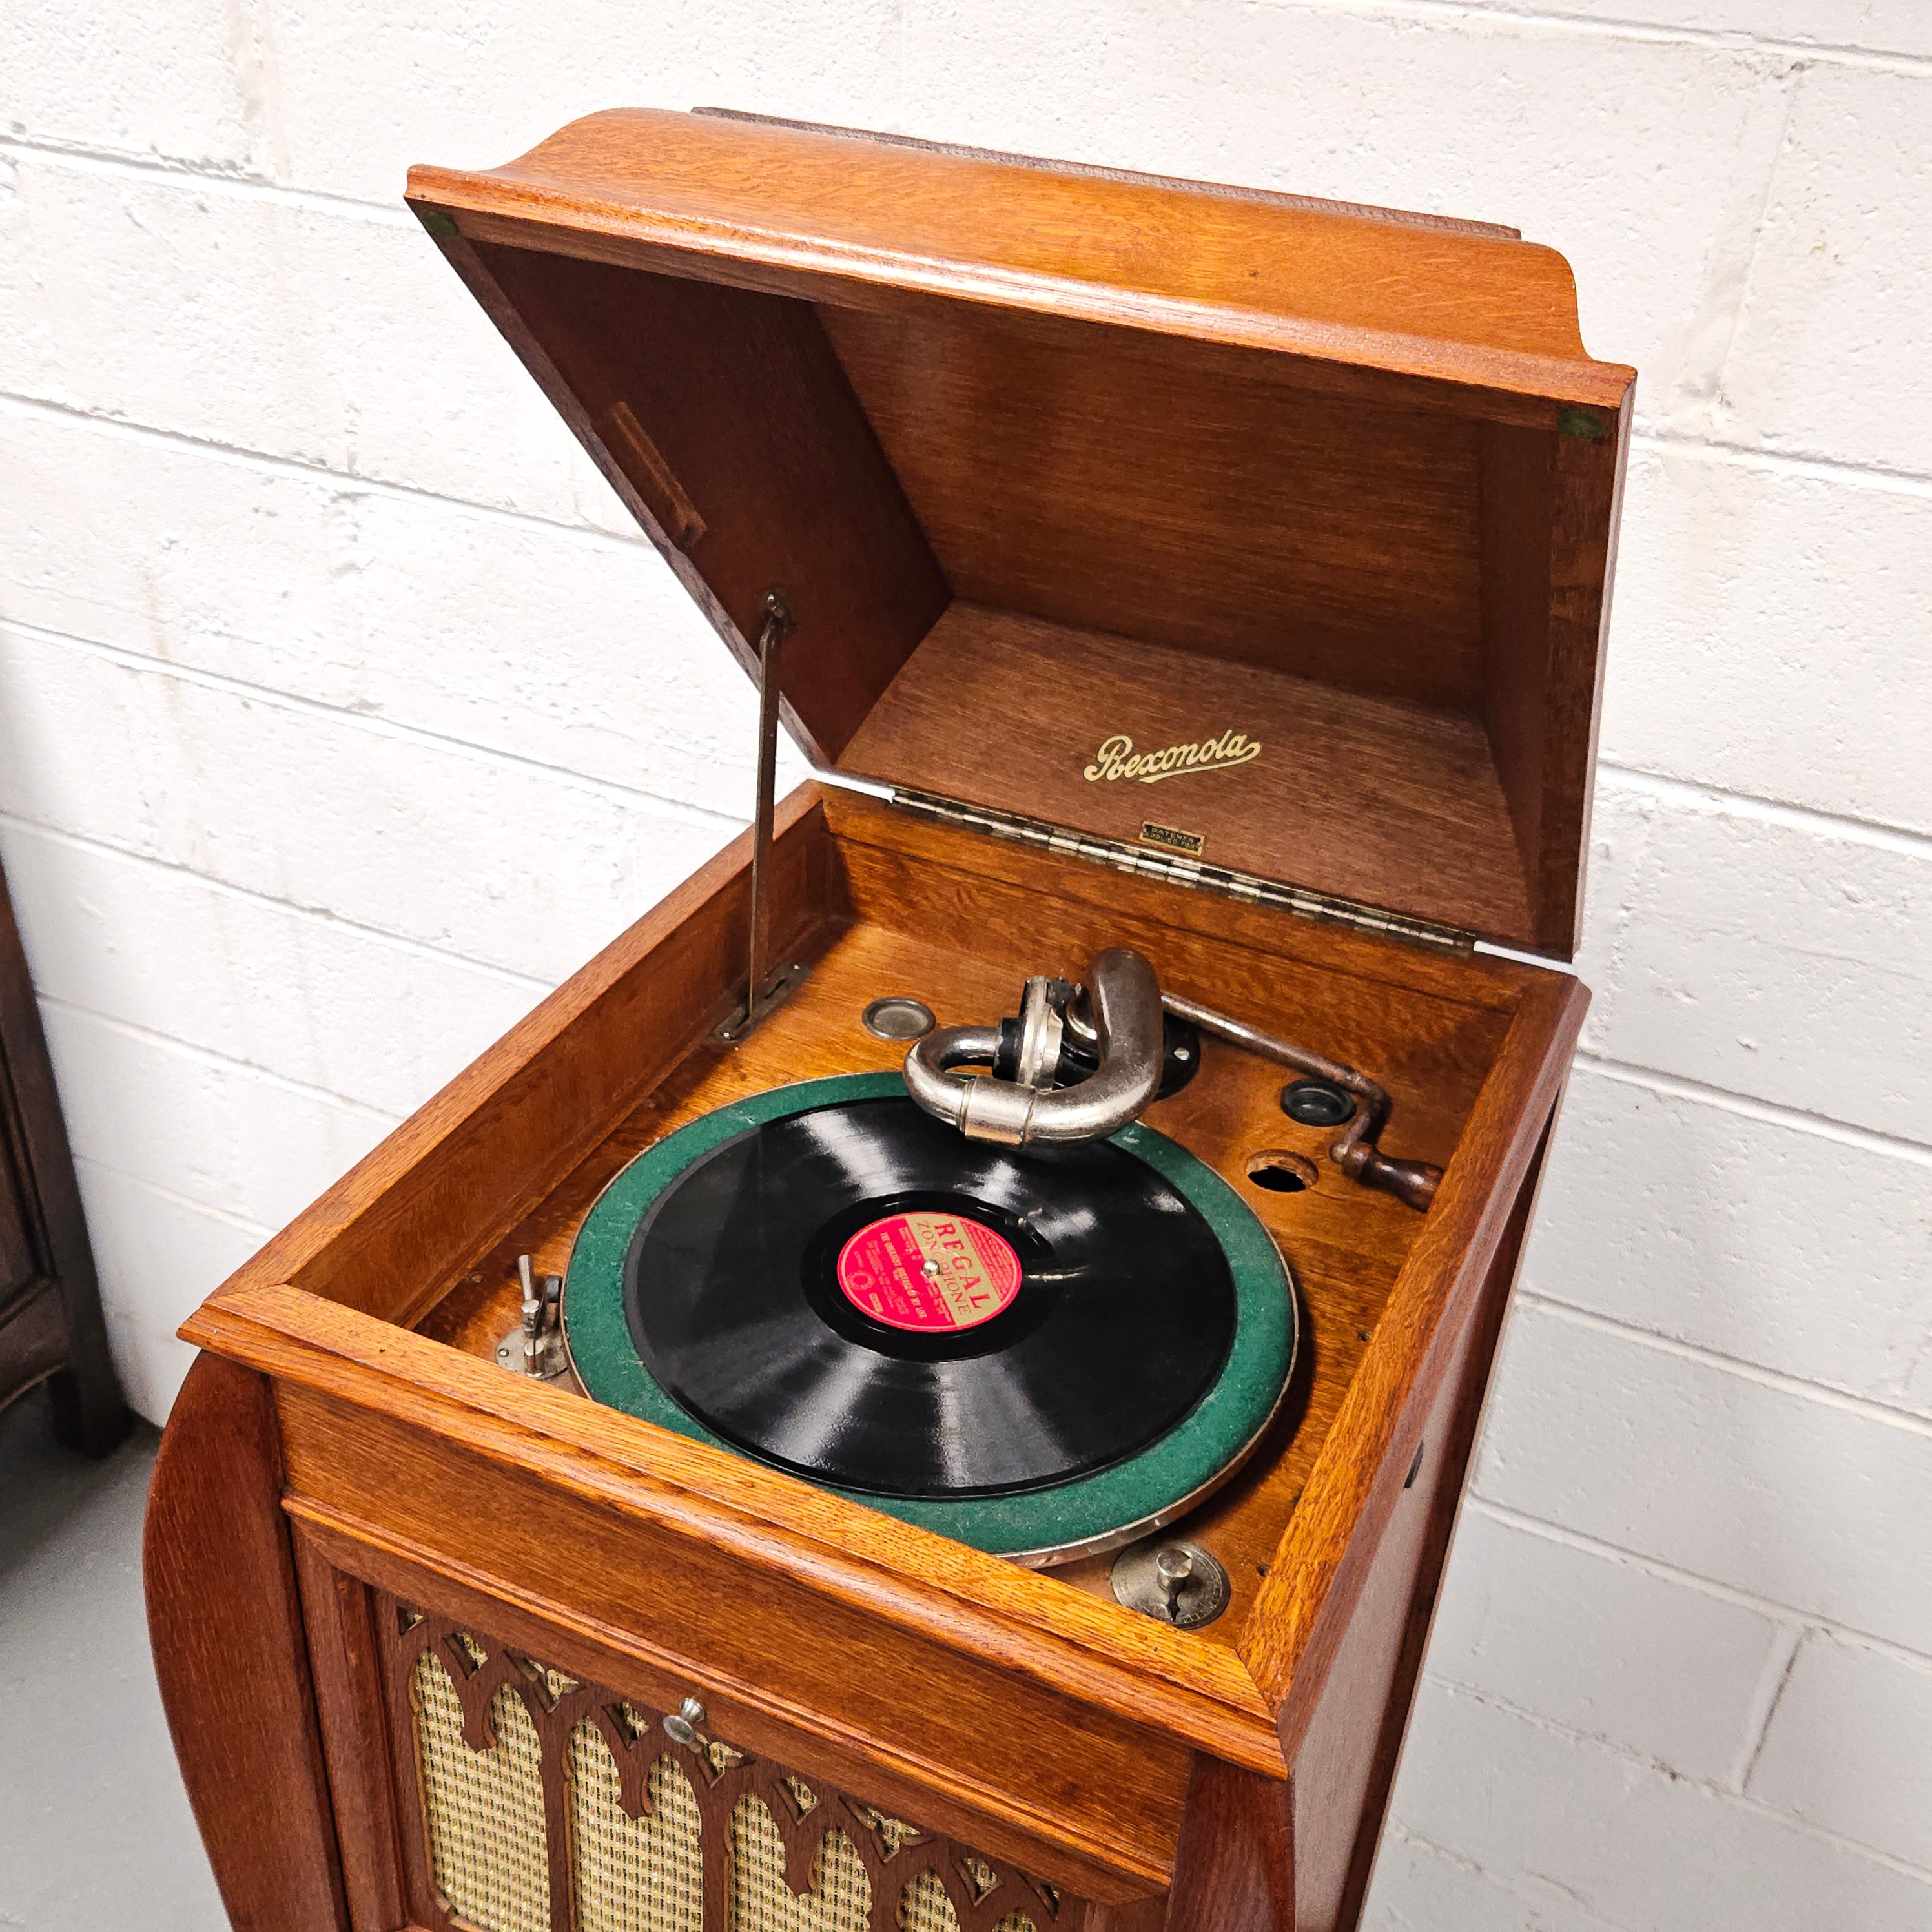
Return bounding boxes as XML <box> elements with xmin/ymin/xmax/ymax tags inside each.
<box><xmin>143</xmin><ymin>1351</ymin><xmax>347</xmax><ymax>1932</ymax></box>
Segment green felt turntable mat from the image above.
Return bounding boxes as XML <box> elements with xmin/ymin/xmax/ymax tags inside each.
<box><xmin>562</xmin><ymin>1072</ymin><xmax>1295</xmax><ymax>1563</ymax></box>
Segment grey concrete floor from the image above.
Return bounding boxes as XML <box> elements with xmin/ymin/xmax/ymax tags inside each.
<box><xmin>0</xmin><ymin>1386</ymin><xmax>223</xmax><ymax>1929</ymax></box>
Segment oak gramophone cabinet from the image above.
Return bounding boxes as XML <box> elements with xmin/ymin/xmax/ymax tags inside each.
<box><xmin>145</xmin><ymin>110</ymin><xmax>1630</xmax><ymax>1932</ymax></box>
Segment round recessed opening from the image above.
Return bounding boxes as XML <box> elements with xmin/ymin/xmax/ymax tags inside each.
<box><xmin>1244</xmin><ymin>1149</ymin><xmax>1320</xmax><ymax>1194</ymax></box>
<box><xmin>861</xmin><ymin>996</ymin><xmax>936</xmax><ymax>1041</ymax></box>
<box><xmin>1281</xmin><ymin>1078</ymin><xmax>1356</xmax><ymax>1127</ymax></box>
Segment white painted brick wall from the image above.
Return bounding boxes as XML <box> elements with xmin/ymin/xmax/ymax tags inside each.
<box><xmin>1478</xmin><ymin>1300</ymin><xmax>1932</xmax><ymax>1652</ymax></box>
<box><xmin>1747</xmin><ymin>1634</ymin><xmax>1932</xmax><ymax>1870</ymax></box>
<box><xmin>1415</xmin><ymin>1508</ymin><xmax>1787</xmax><ymax>1784</ymax></box>
<box><xmin>1524</xmin><ymin>1064</ymin><xmax>1932</xmax><ymax>1413</ymax></box>
<box><xmin>2</xmin><ymin>2</ymin><xmax>1927</xmax><ymax>1923</ymax></box>
<box><xmin>1391</xmin><ymin>1682</ymin><xmax>1932</xmax><ymax>1932</ymax></box>
<box><xmin>1609</xmin><ymin>448</ymin><xmax>1932</xmax><ymax>831</ymax></box>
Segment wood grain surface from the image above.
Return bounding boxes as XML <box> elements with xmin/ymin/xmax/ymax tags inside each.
<box><xmin>471</xmin><ymin>238</ymin><xmax>948</xmax><ymax>765</ymax></box>
<box><xmin>270</xmin><ymin>1372</ymin><xmax>1198</xmax><ymax>1900</ymax></box>
<box><xmin>836</xmin><ymin>604</ymin><xmax>1534</xmax><ymax>943</ymax></box>
<box><xmin>406</xmin><ymin>108</ymin><xmax>1630</xmax><ymax>409</ymax></box>
<box><xmin>200</xmin><ymin>787</ymin><xmax>835</xmax><ymax>1331</ymax></box>
<box><xmin>1243</xmin><ymin>967</ymin><xmax>1586</xmax><ymax>1730</ymax></box>
<box><xmin>691</xmin><ymin>109</ymin><xmax>1519</xmax><ymax>243</ymax></box>
<box><xmin>1290</xmin><ymin>1140</ymin><xmax>1546</xmax><ymax>1930</ymax></box>
<box><xmin>200</xmin><ymin>1279</ymin><xmax>1278</xmax><ymax>1765</ymax></box>
<box><xmin>293</xmin><ymin>1535</ymin><xmax>409</xmax><ymax>1932</ymax></box>
<box><xmin>403</xmin><ymin>787</ymin><xmax>1515</xmax><ymax>1633</ymax></box>
<box><xmin>1536</xmin><ymin>398</ymin><xmax>1633</xmax><ymax>954</ymax></box>
<box><xmin>143</xmin><ymin>1355</ymin><xmax>348</xmax><ymax>1932</ymax></box>
<box><xmin>1164</xmin><ymin>1752</ymin><xmax>1296</xmax><ymax>1932</ymax></box>
<box><xmin>819</xmin><ymin>788</ymin><xmax>1537</xmax><ymax>1014</ymax></box>
<box><xmin>163</xmin><ymin>777</ymin><xmax>1577</xmax><ymax>1924</ymax></box>
<box><xmin>406</xmin><ymin>108</ymin><xmax>1631</xmax><ymax>962</ymax></box>
<box><xmin>820</xmin><ymin>305</ymin><xmax>1488</xmax><ymax>710</ymax></box>
<box><xmin>414</xmin><ymin>912</ymin><xmax>1468</xmax><ymax>1633</ymax></box>
<box><xmin>181</xmin><ymin>786</ymin><xmax>1556</xmax><ymax>1715</ymax></box>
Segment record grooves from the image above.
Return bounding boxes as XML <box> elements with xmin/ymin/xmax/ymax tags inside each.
<box><xmin>564</xmin><ymin>1073</ymin><xmax>1297</xmax><ymax>1564</ymax></box>
<box><xmin>623</xmin><ymin>1096</ymin><xmax>1238</xmax><ymax>1499</ymax></box>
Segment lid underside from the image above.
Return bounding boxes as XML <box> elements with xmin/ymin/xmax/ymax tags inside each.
<box><xmin>407</xmin><ymin>108</ymin><xmax>1634</xmax><ymax>958</ymax></box>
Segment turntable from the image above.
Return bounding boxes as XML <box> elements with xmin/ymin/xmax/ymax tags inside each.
<box><xmin>562</xmin><ymin>998</ymin><xmax>1296</xmax><ymax>1569</ymax></box>
<box><xmin>146</xmin><ymin>110</ymin><xmax>1628</xmax><ymax>1932</ymax></box>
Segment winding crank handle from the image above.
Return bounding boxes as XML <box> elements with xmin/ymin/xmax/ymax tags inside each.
<box><xmin>1158</xmin><ymin>994</ymin><xmax>1444</xmax><ymax>1212</ymax></box>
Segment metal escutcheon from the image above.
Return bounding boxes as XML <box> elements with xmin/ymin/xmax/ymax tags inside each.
<box><xmin>861</xmin><ymin>996</ymin><xmax>936</xmax><ymax>1041</ymax></box>
<box><xmin>1110</xmin><ymin>1537</ymin><xmax>1231</xmax><ymax>1629</ymax></box>
<box><xmin>493</xmin><ymin>1330</ymin><xmax>571</xmax><ymax>1379</ymax></box>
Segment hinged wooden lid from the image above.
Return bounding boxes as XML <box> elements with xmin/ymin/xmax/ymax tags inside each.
<box><xmin>408</xmin><ymin>109</ymin><xmax>1633</xmax><ymax>958</ymax></box>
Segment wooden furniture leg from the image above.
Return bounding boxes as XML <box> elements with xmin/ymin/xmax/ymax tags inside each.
<box><xmin>144</xmin><ymin>1352</ymin><xmax>349</xmax><ymax>1932</ymax></box>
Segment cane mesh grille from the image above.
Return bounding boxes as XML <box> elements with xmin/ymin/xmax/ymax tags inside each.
<box><xmin>898</xmin><ymin>1871</ymin><xmax>959</xmax><ymax>1932</ymax></box>
<box><xmin>411</xmin><ymin>1652</ymin><xmax>551</xmax><ymax>1932</ymax></box>
<box><xmin>727</xmin><ymin>1794</ymin><xmax>872</xmax><ymax>1931</ymax></box>
<box><xmin>568</xmin><ymin>1720</ymin><xmax>705</xmax><ymax>1932</ymax></box>
<box><xmin>847</xmin><ymin>1802</ymin><xmax>923</xmax><ymax>1860</ymax></box>
<box><xmin>388</xmin><ymin>1607</ymin><xmax>1079</xmax><ymax>1932</ymax></box>
<box><xmin>895</xmin><ymin>1870</ymin><xmax>1041</xmax><ymax>1932</ymax></box>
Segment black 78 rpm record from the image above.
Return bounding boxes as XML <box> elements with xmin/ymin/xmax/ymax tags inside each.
<box><xmin>563</xmin><ymin>1073</ymin><xmax>1296</xmax><ymax>1565</ymax></box>
<box><xmin>625</xmin><ymin>1095</ymin><xmax>1237</xmax><ymax>1498</ymax></box>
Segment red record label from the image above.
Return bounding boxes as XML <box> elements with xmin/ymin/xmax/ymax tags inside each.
<box><xmin>834</xmin><ymin>1211</ymin><xmax>1023</xmax><ymax>1333</ymax></box>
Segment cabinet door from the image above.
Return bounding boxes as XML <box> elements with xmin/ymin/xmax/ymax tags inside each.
<box><xmin>296</xmin><ymin>1549</ymin><xmax>1113</xmax><ymax>1932</ymax></box>
<box><xmin>0</xmin><ymin>858</ymin><xmax>125</xmax><ymax>1446</ymax></box>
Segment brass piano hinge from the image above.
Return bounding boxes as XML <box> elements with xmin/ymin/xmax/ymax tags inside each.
<box><xmin>887</xmin><ymin>788</ymin><xmax>1476</xmax><ymax>954</ymax></box>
